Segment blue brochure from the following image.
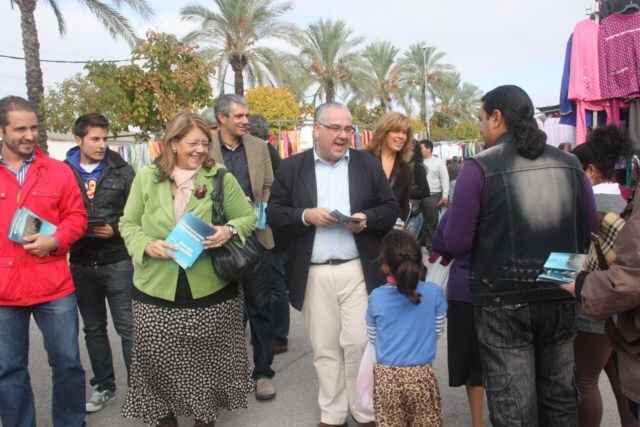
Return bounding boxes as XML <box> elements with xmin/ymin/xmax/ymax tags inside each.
<box><xmin>8</xmin><ymin>207</ymin><xmax>57</xmax><ymax>243</ymax></box>
<box><xmin>166</xmin><ymin>212</ymin><xmax>214</xmax><ymax>269</ymax></box>
<box><xmin>537</xmin><ymin>252</ymin><xmax>587</xmax><ymax>283</ymax></box>
<box><xmin>252</xmin><ymin>201</ymin><xmax>267</xmax><ymax>230</ymax></box>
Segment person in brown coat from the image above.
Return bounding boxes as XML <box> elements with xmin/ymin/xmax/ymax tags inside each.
<box><xmin>562</xmin><ymin>184</ymin><xmax>640</xmax><ymax>420</ymax></box>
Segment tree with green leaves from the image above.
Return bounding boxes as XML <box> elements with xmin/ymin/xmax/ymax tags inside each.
<box><xmin>43</xmin><ymin>31</ymin><xmax>214</xmax><ymax>139</ymax></box>
<box><xmin>180</xmin><ymin>0</ymin><xmax>300</xmax><ymax>96</ymax></box>
<box><xmin>397</xmin><ymin>43</ymin><xmax>452</xmax><ymax>129</ymax></box>
<box><xmin>431</xmin><ymin>71</ymin><xmax>482</xmax><ymax>124</ymax></box>
<box><xmin>298</xmin><ymin>18</ymin><xmax>365</xmax><ymax>103</ymax></box>
<box><xmin>354</xmin><ymin>40</ymin><xmax>401</xmax><ymax>111</ymax></box>
<box><xmin>9</xmin><ymin>0</ymin><xmax>153</xmax><ymax>150</ymax></box>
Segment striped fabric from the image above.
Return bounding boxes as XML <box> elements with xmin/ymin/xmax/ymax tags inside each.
<box><xmin>584</xmin><ymin>212</ymin><xmax>626</xmax><ymax>271</ymax></box>
<box><xmin>0</xmin><ymin>142</ymin><xmax>35</xmax><ymax>185</ymax></box>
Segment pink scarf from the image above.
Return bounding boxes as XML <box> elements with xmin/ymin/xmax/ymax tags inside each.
<box><xmin>170</xmin><ymin>166</ymin><xmax>201</xmax><ymax>224</ymax></box>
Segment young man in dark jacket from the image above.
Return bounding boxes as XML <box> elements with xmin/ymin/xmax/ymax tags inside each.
<box><xmin>65</xmin><ymin>113</ymin><xmax>136</xmax><ymax>413</ymax></box>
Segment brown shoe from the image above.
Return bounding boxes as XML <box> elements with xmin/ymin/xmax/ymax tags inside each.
<box><xmin>356</xmin><ymin>423</ymin><xmax>376</xmax><ymax>427</ymax></box>
<box><xmin>274</xmin><ymin>344</ymin><xmax>288</xmax><ymax>354</ymax></box>
<box><xmin>194</xmin><ymin>420</ymin><xmax>214</xmax><ymax>427</ymax></box>
<box><xmin>156</xmin><ymin>413</ymin><xmax>178</xmax><ymax>427</ymax></box>
<box><xmin>317</xmin><ymin>423</ymin><xmax>348</xmax><ymax>427</ymax></box>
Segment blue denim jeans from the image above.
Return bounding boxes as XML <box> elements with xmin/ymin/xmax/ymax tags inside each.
<box><xmin>474</xmin><ymin>300</ymin><xmax>579</xmax><ymax>427</ymax></box>
<box><xmin>0</xmin><ymin>293</ymin><xmax>85</xmax><ymax>427</ymax></box>
<box><xmin>72</xmin><ymin>260</ymin><xmax>133</xmax><ymax>391</ymax></box>
<box><xmin>405</xmin><ymin>213</ymin><xmax>424</xmax><ymax>238</ymax></box>
<box><xmin>269</xmin><ymin>251</ymin><xmax>289</xmax><ymax>346</ymax></box>
<box><xmin>243</xmin><ymin>250</ymin><xmax>275</xmax><ymax>380</ymax></box>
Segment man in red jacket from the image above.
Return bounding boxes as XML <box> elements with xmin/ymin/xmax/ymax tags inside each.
<box><xmin>0</xmin><ymin>96</ymin><xmax>88</xmax><ymax>427</ymax></box>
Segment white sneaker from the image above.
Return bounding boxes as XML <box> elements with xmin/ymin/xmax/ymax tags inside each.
<box><xmin>85</xmin><ymin>388</ymin><xmax>116</xmax><ymax>413</ymax></box>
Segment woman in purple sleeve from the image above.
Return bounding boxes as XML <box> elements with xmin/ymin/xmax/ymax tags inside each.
<box><xmin>444</xmin><ymin>85</ymin><xmax>595</xmax><ymax>427</ymax></box>
<box><xmin>432</xmin><ymin>209</ymin><xmax>485</xmax><ymax>427</ymax></box>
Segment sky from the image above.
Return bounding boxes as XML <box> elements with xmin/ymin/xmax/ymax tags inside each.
<box><xmin>0</xmin><ymin>0</ymin><xmax>596</xmax><ymax>111</ymax></box>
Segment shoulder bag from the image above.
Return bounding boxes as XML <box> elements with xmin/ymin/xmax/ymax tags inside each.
<box><xmin>209</xmin><ymin>168</ymin><xmax>266</xmax><ymax>282</ymax></box>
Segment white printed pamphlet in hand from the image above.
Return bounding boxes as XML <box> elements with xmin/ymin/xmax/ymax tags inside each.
<box><xmin>537</xmin><ymin>252</ymin><xmax>587</xmax><ymax>283</ymax></box>
<box><xmin>165</xmin><ymin>212</ymin><xmax>214</xmax><ymax>269</ymax></box>
<box><xmin>8</xmin><ymin>207</ymin><xmax>57</xmax><ymax>243</ymax></box>
<box><xmin>330</xmin><ymin>210</ymin><xmax>365</xmax><ymax>224</ymax></box>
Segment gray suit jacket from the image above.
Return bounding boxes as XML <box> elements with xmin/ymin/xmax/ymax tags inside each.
<box><xmin>211</xmin><ymin>132</ymin><xmax>275</xmax><ymax>249</ymax></box>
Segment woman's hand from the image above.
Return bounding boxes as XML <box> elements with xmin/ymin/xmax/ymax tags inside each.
<box><xmin>203</xmin><ymin>225</ymin><xmax>233</xmax><ymax>249</ymax></box>
<box><xmin>559</xmin><ymin>281</ymin><xmax>576</xmax><ymax>297</ymax></box>
<box><xmin>144</xmin><ymin>240</ymin><xmax>177</xmax><ymax>259</ymax></box>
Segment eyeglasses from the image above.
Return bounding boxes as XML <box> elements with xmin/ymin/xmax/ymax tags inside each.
<box><xmin>317</xmin><ymin>122</ymin><xmax>356</xmax><ymax>135</ymax></box>
<box><xmin>183</xmin><ymin>140</ymin><xmax>212</xmax><ymax>149</ymax></box>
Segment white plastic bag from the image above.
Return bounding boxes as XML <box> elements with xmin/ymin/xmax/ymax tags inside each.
<box><xmin>355</xmin><ymin>341</ymin><xmax>376</xmax><ymax>418</ymax></box>
<box><xmin>425</xmin><ymin>253</ymin><xmax>452</xmax><ymax>295</ymax></box>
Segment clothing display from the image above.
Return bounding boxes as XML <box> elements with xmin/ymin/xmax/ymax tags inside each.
<box><xmin>559</xmin><ymin>6</ymin><xmax>640</xmax><ymax>150</ymax></box>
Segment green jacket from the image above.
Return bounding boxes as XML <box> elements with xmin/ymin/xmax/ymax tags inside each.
<box><xmin>120</xmin><ymin>164</ymin><xmax>257</xmax><ymax>301</ymax></box>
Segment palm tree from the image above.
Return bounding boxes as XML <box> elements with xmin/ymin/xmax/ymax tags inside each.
<box><xmin>398</xmin><ymin>42</ymin><xmax>452</xmax><ymax>131</ymax></box>
<box><xmin>10</xmin><ymin>0</ymin><xmax>154</xmax><ymax>151</ymax></box>
<box><xmin>431</xmin><ymin>72</ymin><xmax>482</xmax><ymax>123</ymax></box>
<box><xmin>298</xmin><ymin>18</ymin><xmax>365</xmax><ymax>103</ymax></box>
<box><xmin>180</xmin><ymin>0</ymin><xmax>300</xmax><ymax>96</ymax></box>
<box><xmin>354</xmin><ymin>40</ymin><xmax>401</xmax><ymax>111</ymax></box>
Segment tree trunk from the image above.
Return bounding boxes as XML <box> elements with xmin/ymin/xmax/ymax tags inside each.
<box><xmin>233</xmin><ymin>65</ymin><xmax>244</xmax><ymax>96</ymax></box>
<box><xmin>325</xmin><ymin>78</ymin><xmax>335</xmax><ymax>103</ymax></box>
<box><xmin>419</xmin><ymin>81</ymin><xmax>427</xmax><ymax>128</ymax></box>
<box><xmin>17</xmin><ymin>0</ymin><xmax>48</xmax><ymax>153</ymax></box>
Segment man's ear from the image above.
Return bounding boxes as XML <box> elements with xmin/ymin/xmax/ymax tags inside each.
<box><xmin>74</xmin><ymin>135</ymin><xmax>82</xmax><ymax>147</ymax></box>
<box><xmin>490</xmin><ymin>109</ymin><xmax>503</xmax><ymax>129</ymax></box>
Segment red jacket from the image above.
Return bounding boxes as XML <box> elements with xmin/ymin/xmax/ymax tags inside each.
<box><xmin>0</xmin><ymin>148</ymin><xmax>87</xmax><ymax>306</ymax></box>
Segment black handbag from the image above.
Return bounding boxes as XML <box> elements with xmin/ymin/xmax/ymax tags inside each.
<box><xmin>209</xmin><ymin>168</ymin><xmax>266</xmax><ymax>282</ymax></box>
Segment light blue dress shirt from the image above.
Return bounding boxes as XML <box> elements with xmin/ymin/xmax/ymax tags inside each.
<box><xmin>308</xmin><ymin>147</ymin><xmax>359</xmax><ymax>263</ymax></box>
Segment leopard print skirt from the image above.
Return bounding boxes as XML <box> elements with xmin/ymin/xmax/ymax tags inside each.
<box><xmin>373</xmin><ymin>363</ymin><xmax>443</xmax><ymax>427</ymax></box>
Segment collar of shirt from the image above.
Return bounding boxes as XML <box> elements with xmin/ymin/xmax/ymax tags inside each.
<box><xmin>313</xmin><ymin>145</ymin><xmax>350</xmax><ymax>167</ymax></box>
<box><xmin>219</xmin><ymin>133</ymin><xmax>244</xmax><ymax>152</ymax></box>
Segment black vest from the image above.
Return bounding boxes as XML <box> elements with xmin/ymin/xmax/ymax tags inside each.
<box><xmin>469</xmin><ymin>132</ymin><xmax>589</xmax><ymax>305</ymax></box>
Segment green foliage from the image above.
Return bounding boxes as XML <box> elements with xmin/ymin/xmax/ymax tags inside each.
<box><xmin>409</xmin><ymin>116</ymin><xmax>426</xmax><ymax>133</ymax></box>
<box><xmin>429</xmin><ymin>124</ymin><xmax>454</xmax><ymax>142</ymax></box>
<box><xmin>454</xmin><ymin>120</ymin><xmax>480</xmax><ymax>141</ymax></box>
<box><xmin>245</xmin><ymin>87</ymin><xmax>300</xmax><ymax>130</ymax></box>
<box><xmin>430</xmin><ymin>111</ymin><xmax>455</xmax><ymax>130</ymax></box>
<box><xmin>346</xmin><ymin>100</ymin><xmax>385</xmax><ymax>127</ymax></box>
<box><xmin>43</xmin><ymin>31</ymin><xmax>214</xmax><ymax>138</ymax></box>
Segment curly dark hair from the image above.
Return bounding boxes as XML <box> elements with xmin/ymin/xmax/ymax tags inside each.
<box><xmin>571</xmin><ymin>125</ymin><xmax>632</xmax><ymax>180</ymax></box>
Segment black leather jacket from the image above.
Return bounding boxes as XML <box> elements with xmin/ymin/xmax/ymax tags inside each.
<box><xmin>65</xmin><ymin>150</ymin><xmax>135</xmax><ymax>265</ymax></box>
<box><xmin>469</xmin><ymin>132</ymin><xmax>589</xmax><ymax>305</ymax></box>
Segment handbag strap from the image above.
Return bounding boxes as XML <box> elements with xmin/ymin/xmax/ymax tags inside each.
<box><xmin>211</xmin><ymin>167</ymin><xmax>228</xmax><ymax>226</ymax></box>
<box><xmin>590</xmin><ymin>232</ymin><xmax>610</xmax><ymax>271</ymax></box>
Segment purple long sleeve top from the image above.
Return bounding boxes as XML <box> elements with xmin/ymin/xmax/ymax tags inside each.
<box><xmin>432</xmin><ymin>209</ymin><xmax>472</xmax><ymax>302</ymax></box>
<box><xmin>444</xmin><ymin>160</ymin><xmax>596</xmax><ymax>262</ymax></box>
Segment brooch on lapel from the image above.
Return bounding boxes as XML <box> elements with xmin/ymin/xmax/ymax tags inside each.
<box><xmin>195</xmin><ymin>185</ymin><xmax>207</xmax><ymax>199</ymax></box>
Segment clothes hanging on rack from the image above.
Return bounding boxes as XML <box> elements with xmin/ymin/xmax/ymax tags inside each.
<box><xmin>598</xmin><ymin>11</ymin><xmax>640</xmax><ymax>99</ymax></box>
<box><xmin>544</xmin><ymin>117</ymin><xmax>578</xmax><ymax>147</ymax></box>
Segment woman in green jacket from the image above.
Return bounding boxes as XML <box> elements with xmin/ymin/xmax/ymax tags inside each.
<box><xmin>120</xmin><ymin>111</ymin><xmax>257</xmax><ymax>427</ymax></box>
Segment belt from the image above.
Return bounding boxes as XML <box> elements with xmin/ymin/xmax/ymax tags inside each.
<box><xmin>311</xmin><ymin>258</ymin><xmax>356</xmax><ymax>266</ymax></box>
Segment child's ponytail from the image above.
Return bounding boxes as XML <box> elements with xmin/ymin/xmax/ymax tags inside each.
<box><xmin>380</xmin><ymin>230</ymin><xmax>422</xmax><ymax>305</ymax></box>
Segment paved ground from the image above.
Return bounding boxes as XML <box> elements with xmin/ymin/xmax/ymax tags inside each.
<box><xmin>8</xmin><ymin>306</ymin><xmax>621</xmax><ymax>426</ymax></box>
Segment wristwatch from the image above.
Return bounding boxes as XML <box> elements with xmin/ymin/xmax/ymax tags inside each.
<box><xmin>227</xmin><ymin>225</ymin><xmax>238</xmax><ymax>237</ymax></box>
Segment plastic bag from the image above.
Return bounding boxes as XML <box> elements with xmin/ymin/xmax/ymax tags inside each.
<box><xmin>355</xmin><ymin>341</ymin><xmax>376</xmax><ymax>418</ymax></box>
<box><xmin>425</xmin><ymin>253</ymin><xmax>452</xmax><ymax>295</ymax></box>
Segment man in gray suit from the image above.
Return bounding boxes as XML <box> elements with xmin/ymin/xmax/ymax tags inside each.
<box><xmin>209</xmin><ymin>94</ymin><xmax>277</xmax><ymax>400</ymax></box>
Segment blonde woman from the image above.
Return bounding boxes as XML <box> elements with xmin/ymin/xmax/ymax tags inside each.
<box><xmin>367</xmin><ymin>112</ymin><xmax>414</xmax><ymax>221</ymax></box>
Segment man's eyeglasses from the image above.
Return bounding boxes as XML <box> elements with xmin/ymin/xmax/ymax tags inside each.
<box><xmin>317</xmin><ymin>122</ymin><xmax>356</xmax><ymax>135</ymax></box>
<box><xmin>183</xmin><ymin>140</ymin><xmax>212</xmax><ymax>149</ymax></box>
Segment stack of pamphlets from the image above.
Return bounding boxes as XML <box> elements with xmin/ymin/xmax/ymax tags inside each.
<box><xmin>537</xmin><ymin>252</ymin><xmax>587</xmax><ymax>283</ymax></box>
<box><xmin>8</xmin><ymin>207</ymin><xmax>57</xmax><ymax>243</ymax></box>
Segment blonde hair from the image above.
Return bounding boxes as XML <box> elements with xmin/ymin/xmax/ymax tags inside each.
<box><xmin>154</xmin><ymin>110</ymin><xmax>214</xmax><ymax>181</ymax></box>
<box><xmin>367</xmin><ymin>111</ymin><xmax>414</xmax><ymax>163</ymax></box>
